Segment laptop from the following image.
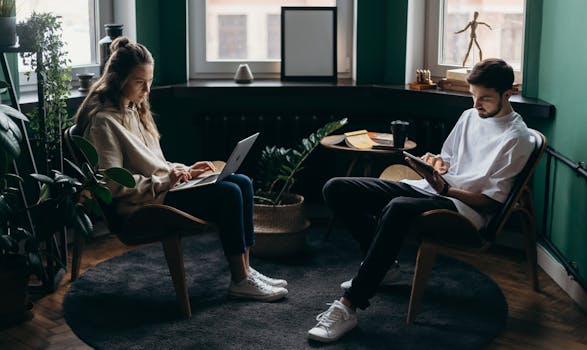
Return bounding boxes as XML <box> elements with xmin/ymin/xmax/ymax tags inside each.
<box><xmin>170</xmin><ymin>132</ymin><xmax>259</xmax><ymax>192</ymax></box>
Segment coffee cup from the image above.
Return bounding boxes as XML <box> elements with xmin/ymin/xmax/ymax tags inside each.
<box><xmin>390</xmin><ymin>120</ymin><xmax>409</xmax><ymax>148</ymax></box>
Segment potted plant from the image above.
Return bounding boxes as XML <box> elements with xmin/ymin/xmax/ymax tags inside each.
<box><xmin>0</xmin><ymin>103</ymin><xmax>41</xmax><ymax>326</ymax></box>
<box><xmin>0</xmin><ymin>0</ymin><xmax>16</xmax><ymax>47</ymax></box>
<box><xmin>0</xmin><ymin>103</ymin><xmax>134</xmax><ymax>325</ymax></box>
<box><xmin>16</xmin><ymin>12</ymin><xmax>72</xmax><ymax>173</ymax></box>
<box><xmin>252</xmin><ymin>118</ymin><xmax>347</xmax><ymax>257</ymax></box>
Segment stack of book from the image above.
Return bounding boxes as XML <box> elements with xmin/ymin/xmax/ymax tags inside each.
<box><xmin>439</xmin><ymin>68</ymin><xmax>522</xmax><ymax>94</ymax></box>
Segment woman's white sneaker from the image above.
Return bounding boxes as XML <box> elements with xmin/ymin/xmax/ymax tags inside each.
<box><xmin>308</xmin><ymin>300</ymin><xmax>357</xmax><ymax>342</ymax></box>
<box><xmin>229</xmin><ymin>275</ymin><xmax>288</xmax><ymax>301</ymax></box>
<box><xmin>249</xmin><ymin>267</ymin><xmax>288</xmax><ymax>287</ymax></box>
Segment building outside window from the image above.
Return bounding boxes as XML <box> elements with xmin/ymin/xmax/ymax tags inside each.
<box><xmin>426</xmin><ymin>0</ymin><xmax>525</xmax><ymax>80</ymax></box>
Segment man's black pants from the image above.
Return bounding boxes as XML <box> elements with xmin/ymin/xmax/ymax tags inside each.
<box><xmin>323</xmin><ymin>177</ymin><xmax>456</xmax><ymax>309</ymax></box>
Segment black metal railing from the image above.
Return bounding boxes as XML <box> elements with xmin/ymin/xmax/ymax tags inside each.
<box><xmin>541</xmin><ymin>146</ymin><xmax>587</xmax><ymax>290</ymax></box>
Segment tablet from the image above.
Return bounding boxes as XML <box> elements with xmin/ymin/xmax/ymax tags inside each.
<box><xmin>402</xmin><ymin>151</ymin><xmax>435</xmax><ymax>173</ymax></box>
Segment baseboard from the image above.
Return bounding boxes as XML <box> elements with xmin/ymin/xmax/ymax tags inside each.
<box><xmin>538</xmin><ymin>243</ymin><xmax>587</xmax><ymax>312</ymax></box>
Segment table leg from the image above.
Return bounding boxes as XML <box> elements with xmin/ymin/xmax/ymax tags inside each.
<box><xmin>346</xmin><ymin>155</ymin><xmax>359</xmax><ymax>177</ymax></box>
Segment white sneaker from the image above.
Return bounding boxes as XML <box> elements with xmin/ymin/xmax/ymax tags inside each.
<box><xmin>340</xmin><ymin>261</ymin><xmax>401</xmax><ymax>291</ymax></box>
<box><xmin>249</xmin><ymin>267</ymin><xmax>288</xmax><ymax>287</ymax></box>
<box><xmin>229</xmin><ymin>275</ymin><xmax>288</xmax><ymax>301</ymax></box>
<box><xmin>308</xmin><ymin>300</ymin><xmax>358</xmax><ymax>342</ymax></box>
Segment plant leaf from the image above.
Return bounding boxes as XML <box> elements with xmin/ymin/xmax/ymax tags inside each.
<box><xmin>0</xmin><ymin>104</ymin><xmax>29</xmax><ymax>122</ymax></box>
<box><xmin>73</xmin><ymin>205</ymin><xmax>93</xmax><ymax>237</ymax></box>
<box><xmin>71</xmin><ymin>135</ymin><xmax>98</xmax><ymax>167</ymax></box>
<box><xmin>91</xmin><ymin>185</ymin><xmax>112</xmax><ymax>204</ymax></box>
<box><xmin>64</xmin><ymin>158</ymin><xmax>85</xmax><ymax>179</ymax></box>
<box><xmin>104</xmin><ymin>167</ymin><xmax>136</xmax><ymax>188</ymax></box>
<box><xmin>30</xmin><ymin>173</ymin><xmax>55</xmax><ymax>185</ymax></box>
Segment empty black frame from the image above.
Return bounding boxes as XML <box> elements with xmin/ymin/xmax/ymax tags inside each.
<box><xmin>281</xmin><ymin>7</ymin><xmax>337</xmax><ymax>82</ymax></box>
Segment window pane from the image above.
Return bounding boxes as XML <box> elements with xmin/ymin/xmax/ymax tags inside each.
<box><xmin>16</xmin><ymin>0</ymin><xmax>92</xmax><ymax>70</ymax></box>
<box><xmin>218</xmin><ymin>15</ymin><xmax>247</xmax><ymax>58</ymax></box>
<box><xmin>206</xmin><ymin>0</ymin><xmax>335</xmax><ymax>62</ymax></box>
<box><xmin>441</xmin><ymin>0</ymin><xmax>524</xmax><ymax>70</ymax></box>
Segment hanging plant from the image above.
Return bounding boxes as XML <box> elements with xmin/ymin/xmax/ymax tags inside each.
<box><xmin>16</xmin><ymin>12</ymin><xmax>72</xmax><ymax>166</ymax></box>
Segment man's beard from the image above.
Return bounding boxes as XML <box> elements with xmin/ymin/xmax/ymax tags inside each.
<box><xmin>478</xmin><ymin>98</ymin><xmax>503</xmax><ymax>119</ymax></box>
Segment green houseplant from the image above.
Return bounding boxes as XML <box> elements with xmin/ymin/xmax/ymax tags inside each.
<box><xmin>255</xmin><ymin>117</ymin><xmax>348</xmax><ymax>205</ymax></box>
<box><xmin>16</xmin><ymin>12</ymin><xmax>72</xmax><ymax>172</ymax></box>
<box><xmin>0</xmin><ymin>103</ymin><xmax>40</xmax><ymax>325</ymax></box>
<box><xmin>0</xmin><ymin>103</ymin><xmax>134</xmax><ymax>325</ymax></box>
<box><xmin>252</xmin><ymin>118</ymin><xmax>347</xmax><ymax>257</ymax></box>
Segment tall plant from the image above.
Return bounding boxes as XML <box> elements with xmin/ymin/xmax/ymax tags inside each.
<box><xmin>256</xmin><ymin>118</ymin><xmax>347</xmax><ymax>205</ymax></box>
<box><xmin>17</xmin><ymin>12</ymin><xmax>72</xmax><ymax>167</ymax></box>
<box><xmin>0</xmin><ymin>0</ymin><xmax>15</xmax><ymax>17</ymax></box>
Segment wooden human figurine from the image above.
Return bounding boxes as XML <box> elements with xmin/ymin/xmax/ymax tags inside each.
<box><xmin>455</xmin><ymin>11</ymin><xmax>492</xmax><ymax>67</ymax></box>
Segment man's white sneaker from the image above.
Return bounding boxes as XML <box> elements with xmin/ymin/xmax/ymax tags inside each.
<box><xmin>249</xmin><ymin>267</ymin><xmax>288</xmax><ymax>287</ymax></box>
<box><xmin>340</xmin><ymin>261</ymin><xmax>401</xmax><ymax>291</ymax></box>
<box><xmin>308</xmin><ymin>300</ymin><xmax>358</xmax><ymax>342</ymax></box>
<box><xmin>229</xmin><ymin>275</ymin><xmax>288</xmax><ymax>301</ymax></box>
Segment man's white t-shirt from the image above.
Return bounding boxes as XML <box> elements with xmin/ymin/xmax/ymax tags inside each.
<box><xmin>402</xmin><ymin>108</ymin><xmax>535</xmax><ymax>230</ymax></box>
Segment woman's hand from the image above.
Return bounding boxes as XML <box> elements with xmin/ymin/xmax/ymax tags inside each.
<box><xmin>170</xmin><ymin>168</ymin><xmax>191</xmax><ymax>187</ymax></box>
<box><xmin>189</xmin><ymin>161</ymin><xmax>217</xmax><ymax>178</ymax></box>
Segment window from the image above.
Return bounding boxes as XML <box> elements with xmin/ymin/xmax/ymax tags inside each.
<box><xmin>425</xmin><ymin>0</ymin><xmax>525</xmax><ymax>81</ymax></box>
<box><xmin>14</xmin><ymin>0</ymin><xmax>120</xmax><ymax>91</ymax></box>
<box><xmin>189</xmin><ymin>0</ymin><xmax>354</xmax><ymax>79</ymax></box>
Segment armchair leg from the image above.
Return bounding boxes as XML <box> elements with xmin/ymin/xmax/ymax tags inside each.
<box><xmin>71</xmin><ymin>232</ymin><xmax>84</xmax><ymax>281</ymax></box>
<box><xmin>407</xmin><ymin>241</ymin><xmax>437</xmax><ymax>324</ymax></box>
<box><xmin>162</xmin><ymin>235</ymin><xmax>192</xmax><ymax>318</ymax></box>
<box><xmin>520</xmin><ymin>210</ymin><xmax>539</xmax><ymax>292</ymax></box>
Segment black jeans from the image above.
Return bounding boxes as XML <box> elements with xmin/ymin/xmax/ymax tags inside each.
<box><xmin>323</xmin><ymin>177</ymin><xmax>457</xmax><ymax>309</ymax></box>
<box><xmin>164</xmin><ymin>174</ymin><xmax>255</xmax><ymax>256</ymax></box>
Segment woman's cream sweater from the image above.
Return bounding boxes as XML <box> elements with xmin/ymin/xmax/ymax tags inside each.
<box><xmin>82</xmin><ymin>107</ymin><xmax>188</xmax><ymax>217</ymax></box>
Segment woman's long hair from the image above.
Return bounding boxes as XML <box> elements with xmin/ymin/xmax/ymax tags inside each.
<box><xmin>74</xmin><ymin>36</ymin><xmax>159</xmax><ymax>139</ymax></box>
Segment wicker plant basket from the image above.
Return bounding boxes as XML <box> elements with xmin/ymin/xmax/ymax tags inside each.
<box><xmin>252</xmin><ymin>193</ymin><xmax>310</xmax><ymax>258</ymax></box>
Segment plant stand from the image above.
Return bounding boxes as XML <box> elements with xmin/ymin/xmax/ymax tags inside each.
<box><xmin>0</xmin><ymin>44</ymin><xmax>67</xmax><ymax>294</ymax></box>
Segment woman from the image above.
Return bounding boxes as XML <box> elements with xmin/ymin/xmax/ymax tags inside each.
<box><xmin>74</xmin><ymin>36</ymin><xmax>287</xmax><ymax>301</ymax></box>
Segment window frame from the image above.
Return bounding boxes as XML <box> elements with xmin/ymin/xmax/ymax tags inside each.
<box><xmin>188</xmin><ymin>0</ymin><xmax>354</xmax><ymax>80</ymax></box>
<box><xmin>18</xmin><ymin>0</ymin><xmax>116</xmax><ymax>92</ymax></box>
<box><xmin>424</xmin><ymin>0</ymin><xmax>525</xmax><ymax>80</ymax></box>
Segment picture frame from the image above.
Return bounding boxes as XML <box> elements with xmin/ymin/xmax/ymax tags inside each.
<box><xmin>281</xmin><ymin>7</ymin><xmax>337</xmax><ymax>82</ymax></box>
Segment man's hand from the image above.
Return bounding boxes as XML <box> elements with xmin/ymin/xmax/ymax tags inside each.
<box><xmin>170</xmin><ymin>168</ymin><xmax>191</xmax><ymax>187</ymax></box>
<box><xmin>406</xmin><ymin>156</ymin><xmax>447</xmax><ymax>194</ymax></box>
<box><xmin>420</xmin><ymin>153</ymin><xmax>449</xmax><ymax>174</ymax></box>
<box><xmin>189</xmin><ymin>161</ymin><xmax>217</xmax><ymax>178</ymax></box>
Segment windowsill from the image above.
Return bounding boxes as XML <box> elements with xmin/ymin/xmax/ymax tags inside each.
<box><xmin>16</xmin><ymin>79</ymin><xmax>555</xmax><ymax>120</ymax></box>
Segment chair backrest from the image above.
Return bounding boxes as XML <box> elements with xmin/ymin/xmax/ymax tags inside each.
<box><xmin>483</xmin><ymin>128</ymin><xmax>547</xmax><ymax>241</ymax></box>
<box><xmin>63</xmin><ymin>125</ymin><xmax>124</xmax><ymax>234</ymax></box>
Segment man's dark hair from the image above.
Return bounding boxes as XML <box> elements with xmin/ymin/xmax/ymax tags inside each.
<box><xmin>467</xmin><ymin>58</ymin><xmax>514</xmax><ymax>94</ymax></box>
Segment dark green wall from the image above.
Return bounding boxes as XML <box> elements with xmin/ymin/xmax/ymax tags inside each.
<box><xmin>355</xmin><ymin>0</ymin><xmax>408</xmax><ymax>84</ymax></box>
<box><xmin>136</xmin><ymin>0</ymin><xmax>187</xmax><ymax>85</ymax></box>
<box><xmin>524</xmin><ymin>0</ymin><xmax>587</xmax><ymax>284</ymax></box>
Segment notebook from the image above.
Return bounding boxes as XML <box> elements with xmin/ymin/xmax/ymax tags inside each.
<box><xmin>170</xmin><ymin>132</ymin><xmax>259</xmax><ymax>192</ymax></box>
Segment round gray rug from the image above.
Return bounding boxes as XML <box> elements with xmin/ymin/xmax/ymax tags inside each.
<box><xmin>64</xmin><ymin>230</ymin><xmax>507</xmax><ymax>350</ymax></box>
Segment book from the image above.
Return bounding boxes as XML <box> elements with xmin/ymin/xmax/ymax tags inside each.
<box><xmin>343</xmin><ymin>130</ymin><xmax>399</xmax><ymax>149</ymax></box>
<box><xmin>344</xmin><ymin>130</ymin><xmax>378</xmax><ymax>149</ymax></box>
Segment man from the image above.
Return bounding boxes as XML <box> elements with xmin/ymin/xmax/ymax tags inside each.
<box><xmin>308</xmin><ymin>58</ymin><xmax>534</xmax><ymax>343</ymax></box>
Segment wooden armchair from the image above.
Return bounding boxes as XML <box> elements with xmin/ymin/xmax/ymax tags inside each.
<box><xmin>63</xmin><ymin>125</ymin><xmax>221</xmax><ymax>319</ymax></box>
<box><xmin>378</xmin><ymin>129</ymin><xmax>547</xmax><ymax>324</ymax></box>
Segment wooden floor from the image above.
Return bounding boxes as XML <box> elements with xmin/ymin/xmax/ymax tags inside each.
<box><xmin>1</xmin><ymin>231</ymin><xmax>587</xmax><ymax>350</ymax></box>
